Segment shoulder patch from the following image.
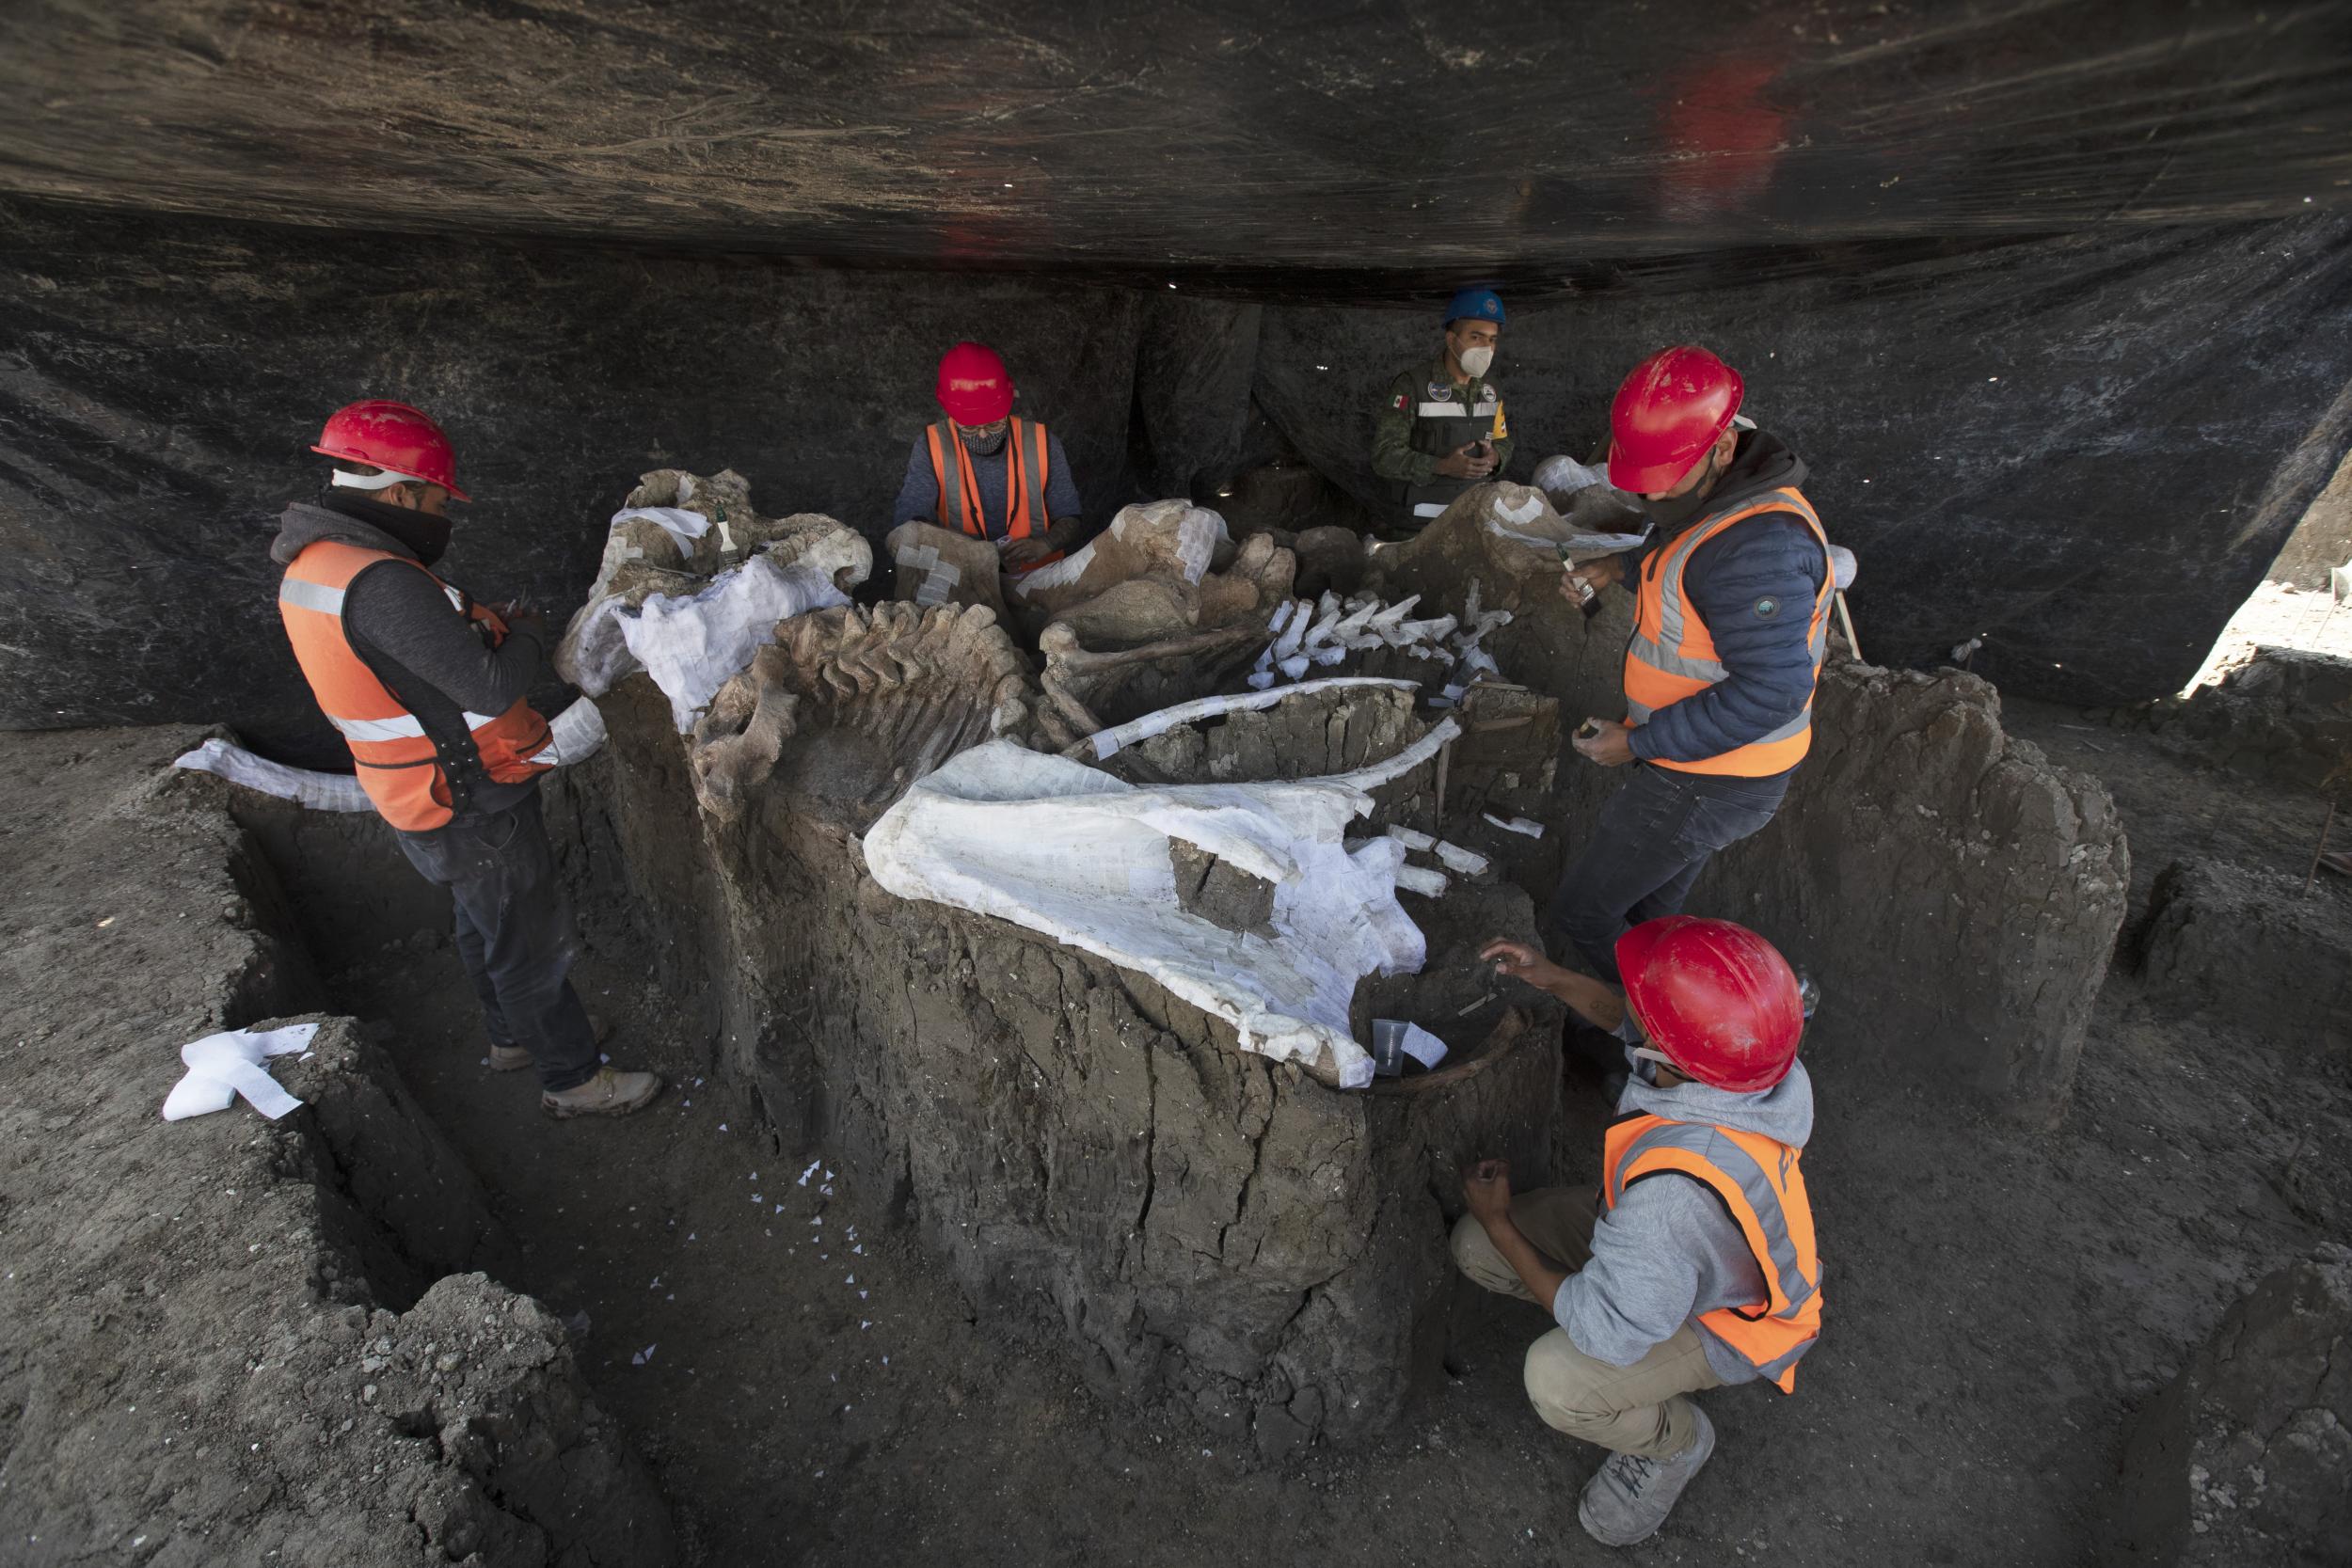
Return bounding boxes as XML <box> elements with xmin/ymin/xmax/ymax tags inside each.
<box><xmin>1754</xmin><ymin>596</ymin><xmax>1781</xmax><ymax>620</ymax></box>
<box><xmin>1391</xmin><ymin>392</ymin><xmax>1407</xmax><ymax>411</ymax></box>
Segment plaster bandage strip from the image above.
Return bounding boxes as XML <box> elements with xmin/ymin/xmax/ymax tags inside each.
<box><xmin>1087</xmin><ymin>677</ymin><xmax>1419</xmax><ymax>761</ymax></box>
<box><xmin>1434</xmin><ymin>840</ymin><xmax>1489</xmax><ymax>876</ymax></box>
<box><xmin>612</xmin><ymin>506</ymin><xmax>712</xmax><ymax>558</ymax></box>
<box><xmin>530</xmin><ymin>697</ymin><xmax>607</xmax><ymax>767</ymax></box>
<box><xmin>172</xmin><ymin>738</ymin><xmax>373</xmax><ymax>812</ymax></box>
<box><xmin>1483</xmin><ymin>812</ymin><xmax>1546</xmax><ymax>838</ymax></box>
<box><xmin>864</xmin><ymin>736</ymin><xmax>1459</xmax><ymax>1090</ymax></box>
<box><xmin>162</xmin><ymin>1022</ymin><xmax>319</xmax><ymax>1121</ymax></box>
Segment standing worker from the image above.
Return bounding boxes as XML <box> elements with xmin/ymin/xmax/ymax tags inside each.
<box><xmin>1549</xmin><ymin>346</ymin><xmax>1831</xmax><ymax>1064</ymax></box>
<box><xmin>891</xmin><ymin>341</ymin><xmax>1088</xmax><ymax>575</ymax></box>
<box><xmin>1370</xmin><ymin>287</ymin><xmax>1513</xmax><ymax>532</ymax></box>
<box><xmin>272</xmin><ymin>400</ymin><xmax>661</xmax><ymax>1119</ymax></box>
<box><xmin>1458</xmin><ymin>917</ymin><xmax>1822</xmax><ymax>1547</ymax></box>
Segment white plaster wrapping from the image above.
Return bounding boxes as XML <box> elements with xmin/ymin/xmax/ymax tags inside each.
<box><xmin>162</xmin><ymin>1022</ymin><xmax>318</xmax><ymax>1121</ymax></box>
<box><xmin>1085</xmin><ymin>676</ymin><xmax>1419</xmax><ymax>761</ymax></box>
<box><xmin>171</xmin><ymin>696</ymin><xmax>607</xmax><ymax>811</ymax></box>
<box><xmin>618</xmin><ymin>554</ymin><xmax>851</xmax><ymax>732</ymax></box>
<box><xmin>172</xmin><ymin>739</ymin><xmax>372</xmax><ymax>813</ymax></box>
<box><xmin>866</xmin><ymin>721</ymin><xmax>1460</xmax><ymax>1090</ymax></box>
<box><xmin>612</xmin><ymin>505</ymin><xmax>711</xmax><ymax>558</ymax></box>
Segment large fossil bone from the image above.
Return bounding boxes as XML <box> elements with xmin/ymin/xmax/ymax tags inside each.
<box><xmin>689</xmin><ymin>600</ymin><xmax>1038</xmax><ymax>820</ymax></box>
<box><xmin>555</xmin><ymin>468</ymin><xmax>873</xmax><ymax>708</ymax></box>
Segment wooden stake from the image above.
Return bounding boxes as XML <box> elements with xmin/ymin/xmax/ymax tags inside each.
<box><xmin>1834</xmin><ymin>590</ymin><xmax>1864</xmax><ymax>665</ymax></box>
<box><xmin>2304</xmin><ymin>796</ymin><xmax>2337</xmax><ymax>897</ymax></box>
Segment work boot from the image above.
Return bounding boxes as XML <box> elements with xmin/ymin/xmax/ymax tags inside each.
<box><xmin>1577</xmin><ymin>1406</ymin><xmax>1716</xmax><ymax>1547</ymax></box>
<box><xmin>489</xmin><ymin>1011</ymin><xmax>611</xmax><ymax>1072</ymax></box>
<box><xmin>541</xmin><ymin>1067</ymin><xmax>663</xmax><ymax>1119</ymax></box>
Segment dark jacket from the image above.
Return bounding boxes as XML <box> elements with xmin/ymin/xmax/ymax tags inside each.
<box><xmin>1627</xmin><ymin>431</ymin><xmax>1829</xmax><ymax>769</ymax></box>
<box><xmin>270</xmin><ymin>496</ymin><xmax>547</xmax><ymax>820</ymax></box>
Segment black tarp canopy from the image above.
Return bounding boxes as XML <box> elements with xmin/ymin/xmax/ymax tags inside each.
<box><xmin>4</xmin><ymin>2</ymin><xmax>2351</xmax><ymax>758</ymax></box>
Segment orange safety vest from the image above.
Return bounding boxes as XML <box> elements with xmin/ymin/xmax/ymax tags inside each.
<box><xmin>1602</xmin><ymin>1112</ymin><xmax>1823</xmax><ymax>1393</ymax></box>
<box><xmin>923</xmin><ymin>416</ymin><xmax>1063</xmax><ymax>573</ymax></box>
<box><xmin>277</xmin><ymin>540</ymin><xmax>554</xmax><ymax>832</ymax></box>
<box><xmin>1623</xmin><ymin>487</ymin><xmax>1833</xmax><ymax>777</ymax></box>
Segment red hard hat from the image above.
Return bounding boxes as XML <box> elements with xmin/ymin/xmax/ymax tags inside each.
<box><xmin>1606</xmin><ymin>346</ymin><xmax>1743</xmax><ymax>494</ymax></box>
<box><xmin>935</xmin><ymin>341</ymin><xmax>1015</xmax><ymax>424</ymax></box>
<box><xmin>1614</xmin><ymin>915</ymin><xmax>1803</xmax><ymax>1092</ymax></box>
<box><xmin>310</xmin><ymin>400</ymin><xmax>470</xmax><ymax>501</ymax></box>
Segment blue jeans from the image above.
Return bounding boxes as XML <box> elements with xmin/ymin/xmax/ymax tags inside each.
<box><xmin>394</xmin><ymin>788</ymin><xmax>601</xmax><ymax>1092</ymax></box>
<box><xmin>1545</xmin><ymin>762</ymin><xmax>1791</xmax><ymax>985</ymax></box>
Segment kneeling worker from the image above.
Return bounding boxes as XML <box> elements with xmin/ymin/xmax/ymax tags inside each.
<box><xmin>1457</xmin><ymin>917</ymin><xmax>1821</xmax><ymax>1547</ymax></box>
<box><xmin>1370</xmin><ymin>287</ymin><xmax>1512</xmax><ymax>531</ymax></box>
<box><xmin>273</xmin><ymin>400</ymin><xmax>661</xmax><ymax>1119</ymax></box>
<box><xmin>891</xmin><ymin>341</ymin><xmax>1086</xmax><ymax>574</ymax></box>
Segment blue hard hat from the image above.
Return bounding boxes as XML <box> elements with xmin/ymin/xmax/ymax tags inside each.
<box><xmin>1445</xmin><ymin>288</ymin><xmax>1505</xmax><ymax>326</ymax></box>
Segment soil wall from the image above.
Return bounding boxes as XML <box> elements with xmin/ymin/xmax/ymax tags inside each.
<box><xmin>0</xmin><ymin>727</ymin><xmax>676</xmax><ymax>1565</ymax></box>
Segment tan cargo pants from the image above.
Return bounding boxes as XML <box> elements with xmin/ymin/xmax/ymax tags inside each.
<box><xmin>1450</xmin><ymin>1185</ymin><xmax>1721</xmax><ymax>1460</ymax></box>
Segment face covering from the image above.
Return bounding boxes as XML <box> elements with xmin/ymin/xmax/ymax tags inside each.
<box><xmin>1456</xmin><ymin>344</ymin><xmax>1495</xmax><ymax>379</ymax></box>
<box><xmin>1636</xmin><ymin>448</ymin><xmax>1725</xmax><ymax>534</ymax></box>
<box><xmin>958</xmin><ymin>422</ymin><xmax>1009</xmax><ymax>457</ymax></box>
<box><xmin>322</xmin><ymin>488</ymin><xmax>453</xmax><ymax>565</ymax></box>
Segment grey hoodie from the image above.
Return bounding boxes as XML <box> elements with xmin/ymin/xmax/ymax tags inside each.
<box><xmin>1551</xmin><ymin>1036</ymin><xmax>1817</xmax><ymax>1385</ymax></box>
<box><xmin>271</xmin><ymin>499</ymin><xmax>547</xmax><ymax>822</ymax></box>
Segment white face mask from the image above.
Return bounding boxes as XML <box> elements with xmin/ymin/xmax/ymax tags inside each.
<box><xmin>1456</xmin><ymin>344</ymin><xmax>1495</xmax><ymax>378</ymax></box>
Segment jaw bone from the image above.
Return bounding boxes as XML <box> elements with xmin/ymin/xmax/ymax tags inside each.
<box><xmin>689</xmin><ymin>600</ymin><xmax>1040</xmax><ymax>820</ymax></box>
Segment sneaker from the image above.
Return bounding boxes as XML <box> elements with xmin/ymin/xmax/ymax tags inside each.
<box><xmin>540</xmin><ymin>1067</ymin><xmax>663</xmax><ymax>1119</ymax></box>
<box><xmin>489</xmin><ymin>1011</ymin><xmax>611</xmax><ymax>1073</ymax></box>
<box><xmin>1578</xmin><ymin>1406</ymin><xmax>1716</xmax><ymax>1547</ymax></box>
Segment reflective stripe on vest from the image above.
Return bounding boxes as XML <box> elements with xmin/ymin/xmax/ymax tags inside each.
<box><xmin>923</xmin><ymin>418</ymin><xmax>1062</xmax><ymax>575</ymax></box>
<box><xmin>1399</xmin><ymin>371</ymin><xmax>1506</xmax><ymax>527</ymax></box>
<box><xmin>1622</xmin><ymin>486</ymin><xmax>1833</xmax><ymax>776</ymax></box>
<box><xmin>1602</xmin><ymin>1113</ymin><xmax>1823</xmax><ymax>1393</ymax></box>
<box><xmin>277</xmin><ymin>540</ymin><xmax>552</xmax><ymax>832</ymax></box>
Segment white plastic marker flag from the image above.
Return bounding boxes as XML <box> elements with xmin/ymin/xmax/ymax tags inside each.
<box><xmin>161</xmin><ymin>1022</ymin><xmax>320</xmax><ymax>1121</ymax></box>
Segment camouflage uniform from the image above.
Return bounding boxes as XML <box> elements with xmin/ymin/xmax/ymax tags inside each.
<box><xmin>1370</xmin><ymin>357</ymin><xmax>1512</xmax><ymax>530</ymax></box>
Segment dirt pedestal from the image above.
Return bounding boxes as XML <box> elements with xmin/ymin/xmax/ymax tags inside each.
<box><xmin>581</xmin><ymin>678</ymin><xmax>1565</xmax><ymax>1450</ymax></box>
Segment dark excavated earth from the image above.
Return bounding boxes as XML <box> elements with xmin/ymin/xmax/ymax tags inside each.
<box><xmin>2</xmin><ymin>684</ymin><xmax>2346</xmax><ymax>1565</ymax></box>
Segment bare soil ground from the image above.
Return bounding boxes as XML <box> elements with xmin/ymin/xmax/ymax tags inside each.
<box><xmin>3</xmin><ymin>699</ymin><xmax>2346</xmax><ymax>1565</ymax></box>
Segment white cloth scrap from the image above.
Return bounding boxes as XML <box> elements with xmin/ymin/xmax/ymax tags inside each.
<box><xmin>162</xmin><ymin>1022</ymin><xmax>319</xmax><ymax>1121</ymax></box>
<box><xmin>1483</xmin><ymin>813</ymin><xmax>1546</xmax><ymax>838</ymax></box>
<box><xmin>865</xmin><ymin>722</ymin><xmax>1460</xmax><ymax>1089</ymax></box>
<box><xmin>619</xmin><ymin>554</ymin><xmax>850</xmax><ymax>732</ymax></box>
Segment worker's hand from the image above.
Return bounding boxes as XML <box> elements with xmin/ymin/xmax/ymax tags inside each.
<box><xmin>1573</xmin><ymin>719</ymin><xmax>1637</xmax><ymax>768</ymax></box>
<box><xmin>490</xmin><ymin>600</ymin><xmax>545</xmax><ymax>630</ymax></box>
<box><xmin>1000</xmin><ymin>538</ymin><xmax>1053</xmax><ymax>570</ymax></box>
<box><xmin>1562</xmin><ymin>553</ymin><xmax>1625</xmax><ymax>604</ymax></box>
<box><xmin>1434</xmin><ymin>441</ymin><xmax>1499</xmax><ymax>481</ymax></box>
<box><xmin>1463</xmin><ymin>1158</ymin><xmax>1514</xmax><ymax>1227</ymax></box>
<box><xmin>1481</xmin><ymin>938</ymin><xmax>1569</xmax><ymax>995</ymax></box>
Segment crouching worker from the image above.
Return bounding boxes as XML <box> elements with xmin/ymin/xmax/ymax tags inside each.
<box><xmin>274</xmin><ymin>400</ymin><xmax>661</xmax><ymax>1119</ymax></box>
<box><xmin>892</xmin><ymin>341</ymin><xmax>1086</xmax><ymax>575</ymax></box>
<box><xmin>1454</xmin><ymin>916</ymin><xmax>1820</xmax><ymax>1547</ymax></box>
